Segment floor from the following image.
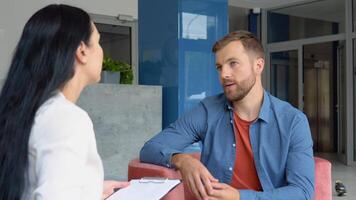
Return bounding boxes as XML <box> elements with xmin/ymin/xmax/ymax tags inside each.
<box><xmin>315</xmin><ymin>153</ymin><xmax>356</xmax><ymax>200</ymax></box>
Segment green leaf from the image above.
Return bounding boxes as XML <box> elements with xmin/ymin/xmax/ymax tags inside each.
<box><xmin>102</xmin><ymin>55</ymin><xmax>133</xmax><ymax>84</ymax></box>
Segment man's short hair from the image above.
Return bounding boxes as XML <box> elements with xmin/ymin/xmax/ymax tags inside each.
<box><xmin>212</xmin><ymin>30</ymin><xmax>265</xmax><ymax>59</ymax></box>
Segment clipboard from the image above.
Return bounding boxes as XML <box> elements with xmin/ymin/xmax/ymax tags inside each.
<box><xmin>105</xmin><ymin>177</ymin><xmax>181</xmax><ymax>200</ymax></box>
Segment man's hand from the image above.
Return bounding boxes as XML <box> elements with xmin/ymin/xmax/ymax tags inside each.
<box><xmin>172</xmin><ymin>153</ymin><xmax>218</xmax><ymax>200</ymax></box>
<box><xmin>101</xmin><ymin>180</ymin><xmax>130</xmax><ymax>199</ymax></box>
<box><xmin>208</xmin><ymin>182</ymin><xmax>240</xmax><ymax>200</ymax></box>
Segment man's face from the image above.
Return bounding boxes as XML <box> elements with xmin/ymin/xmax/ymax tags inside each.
<box><xmin>215</xmin><ymin>41</ymin><xmax>258</xmax><ymax>102</ymax></box>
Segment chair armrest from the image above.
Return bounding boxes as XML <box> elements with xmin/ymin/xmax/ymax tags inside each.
<box><xmin>128</xmin><ymin>153</ymin><xmax>201</xmax><ymax>200</ymax></box>
<box><xmin>128</xmin><ymin>153</ymin><xmax>200</xmax><ymax>180</ymax></box>
<box><xmin>314</xmin><ymin>156</ymin><xmax>332</xmax><ymax>200</ymax></box>
<box><xmin>128</xmin><ymin>158</ymin><xmax>182</xmax><ymax>180</ymax></box>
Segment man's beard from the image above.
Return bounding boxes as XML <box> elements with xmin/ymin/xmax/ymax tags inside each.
<box><xmin>224</xmin><ymin>75</ymin><xmax>256</xmax><ymax>102</ymax></box>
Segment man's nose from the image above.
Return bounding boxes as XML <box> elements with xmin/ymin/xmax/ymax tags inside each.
<box><xmin>220</xmin><ymin>65</ymin><xmax>231</xmax><ymax>79</ymax></box>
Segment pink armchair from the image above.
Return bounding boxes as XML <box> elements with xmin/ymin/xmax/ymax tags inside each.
<box><xmin>128</xmin><ymin>155</ymin><xmax>331</xmax><ymax>200</ymax></box>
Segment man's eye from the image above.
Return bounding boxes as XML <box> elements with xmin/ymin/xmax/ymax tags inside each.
<box><xmin>230</xmin><ymin>61</ymin><xmax>238</xmax><ymax>66</ymax></box>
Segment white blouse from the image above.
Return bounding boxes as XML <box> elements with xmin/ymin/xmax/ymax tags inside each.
<box><xmin>23</xmin><ymin>92</ymin><xmax>103</xmax><ymax>200</ymax></box>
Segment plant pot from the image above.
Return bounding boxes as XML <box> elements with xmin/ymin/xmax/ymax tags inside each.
<box><xmin>100</xmin><ymin>71</ymin><xmax>120</xmax><ymax>84</ymax></box>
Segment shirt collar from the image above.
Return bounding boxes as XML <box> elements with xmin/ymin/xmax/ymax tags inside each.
<box><xmin>224</xmin><ymin>96</ymin><xmax>233</xmax><ymax>111</ymax></box>
<box><xmin>258</xmin><ymin>91</ymin><xmax>270</xmax><ymax>123</ymax></box>
<box><xmin>224</xmin><ymin>90</ymin><xmax>270</xmax><ymax>123</ymax></box>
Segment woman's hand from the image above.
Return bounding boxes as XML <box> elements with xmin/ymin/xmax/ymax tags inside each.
<box><xmin>101</xmin><ymin>180</ymin><xmax>130</xmax><ymax>199</ymax></box>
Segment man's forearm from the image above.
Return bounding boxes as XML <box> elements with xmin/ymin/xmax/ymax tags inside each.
<box><xmin>171</xmin><ymin>153</ymin><xmax>193</xmax><ymax>169</ymax></box>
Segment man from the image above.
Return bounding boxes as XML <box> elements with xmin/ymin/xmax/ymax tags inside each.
<box><xmin>140</xmin><ymin>31</ymin><xmax>314</xmax><ymax>200</ymax></box>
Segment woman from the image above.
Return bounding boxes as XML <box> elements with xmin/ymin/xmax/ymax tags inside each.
<box><xmin>0</xmin><ymin>4</ymin><xmax>128</xmax><ymax>200</ymax></box>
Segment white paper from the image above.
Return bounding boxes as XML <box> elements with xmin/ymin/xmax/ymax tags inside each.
<box><xmin>106</xmin><ymin>179</ymin><xmax>181</xmax><ymax>200</ymax></box>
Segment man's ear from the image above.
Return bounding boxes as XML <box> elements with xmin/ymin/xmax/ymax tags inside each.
<box><xmin>255</xmin><ymin>57</ymin><xmax>265</xmax><ymax>74</ymax></box>
<box><xmin>75</xmin><ymin>41</ymin><xmax>88</xmax><ymax>65</ymax></box>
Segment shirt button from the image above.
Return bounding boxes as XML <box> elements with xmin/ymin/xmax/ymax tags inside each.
<box><xmin>229</xmin><ymin>167</ymin><xmax>233</xmax><ymax>171</ymax></box>
<box><xmin>230</xmin><ymin>120</ymin><xmax>233</xmax><ymax>124</ymax></box>
<box><xmin>166</xmin><ymin>164</ymin><xmax>170</xmax><ymax>167</ymax></box>
<box><xmin>232</xmin><ymin>143</ymin><xmax>236</xmax><ymax>147</ymax></box>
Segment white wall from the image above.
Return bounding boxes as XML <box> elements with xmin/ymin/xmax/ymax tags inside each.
<box><xmin>0</xmin><ymin>0</ymin><xmax>138</xmax><ymax>82</ymax></box>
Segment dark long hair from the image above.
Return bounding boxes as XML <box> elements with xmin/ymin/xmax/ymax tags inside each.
<box><xmin>0</xmin><ymin>4</ymin><xmax>92</xmax><ymax>200</ymax></box>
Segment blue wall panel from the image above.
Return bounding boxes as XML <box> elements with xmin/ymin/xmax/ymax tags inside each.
<box><xmin>178</xmin><ymin>0</ymin><xmax>227</xmax><ymax>115</ymax></box>
<box><xmin>139</xmin><ymin>0</ymin><xmax>179</xmax><ymax>128</ymax></box>
<box><xmin>139</xmin><ymin>0</ymin><xmax>227</xmax><ymax>128</ymax></box>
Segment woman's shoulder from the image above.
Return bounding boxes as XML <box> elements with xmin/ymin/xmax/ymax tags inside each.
<box><xmin>30</xmin><ymin>93</ymin><xmax>93</xmax><ymax>145</ymax></box>
<box><xmin>37</xmin><ymin>92</ymin><xmax>91</xmax><ymax>123</ymax></box>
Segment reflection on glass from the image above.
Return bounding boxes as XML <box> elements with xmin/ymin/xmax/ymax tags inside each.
<box><xmin>183</xmin><ymin>51</ymin><xmax>211</xmax><ymax>111</ymax></box>
<box><xmin>268</xmin><ymin>0</ymin><xmax>345</xmax><ymax>43</ymax></box>
<box><xmin>182</xmin><ymin>12</ymin><xmax>207</xmax><ymax>40</ymax></box>
<box><xmin>270</xmin><ymin>51</ymin><xmax>298</xmax><ymax>108</ymax></box>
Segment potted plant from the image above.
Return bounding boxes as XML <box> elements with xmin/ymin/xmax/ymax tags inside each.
<box><xmin>101</xmin><ymin>56</ymin><xmax>133</xmax><ymax>84</ymax></box>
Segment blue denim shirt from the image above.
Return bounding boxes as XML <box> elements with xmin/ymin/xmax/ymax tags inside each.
<box><xmin>140</xmin><ymin>91</ymin><xmax>315</xmax><ymax>200</ymax></box>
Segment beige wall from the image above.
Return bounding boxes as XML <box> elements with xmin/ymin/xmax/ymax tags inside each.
<box><xmin>0</xmin><ymin>0</ymin><xmax>138</xmax><ymax>82</ymax></box>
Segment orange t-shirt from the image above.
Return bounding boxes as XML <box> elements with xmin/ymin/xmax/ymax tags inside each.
<box><xmin>230</xmin><ymin>112</ymin><xmax>262</xmax><ymax>191</ymax></box>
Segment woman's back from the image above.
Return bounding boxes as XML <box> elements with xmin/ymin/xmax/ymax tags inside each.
<box><xmin>0</xmin><ymin>5</ymin><xmax>129</xmax><ymax>199</ymax></box>
<box><xmin>23</xmin><ymin>92</ymin><xmax>103</xmax><ymax>200</ymax></box>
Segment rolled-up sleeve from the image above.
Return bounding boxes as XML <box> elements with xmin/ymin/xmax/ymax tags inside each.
<box><xmin>140</xmin><ymin>102</ymin><xmax>207</xmax><ymax>168</ymax></box>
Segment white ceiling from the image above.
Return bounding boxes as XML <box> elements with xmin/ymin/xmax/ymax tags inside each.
<box><xmin>228</xmin><ymin>0</ymin><xmax>313</xmax><ymax>9</ymax></box>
